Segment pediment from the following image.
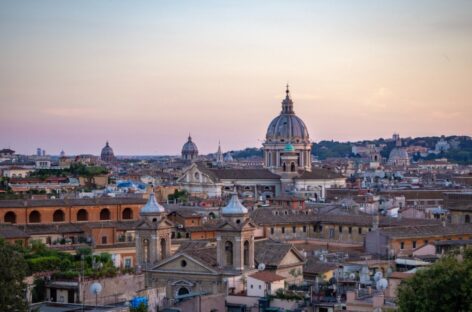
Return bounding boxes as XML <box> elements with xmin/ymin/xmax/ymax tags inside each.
<box><xmin>171</xmin><ymin>280</ymin><xmax>195</xmax><ymax>287</ymax></box>
<box><xmin>280</xmin><ymin>249</ymin><xmax>305</xmax><ymax>266</ymax></box>
<box><xmin>151</xmin><ymin>253</ymin><xmax>217</xmax><ymax>274</ymax></box>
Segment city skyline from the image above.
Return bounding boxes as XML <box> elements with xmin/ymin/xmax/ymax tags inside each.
<box><xmin>1</xmin><ymin>0</ymin><xmax>472</xmax><ymax>155</ymax></box>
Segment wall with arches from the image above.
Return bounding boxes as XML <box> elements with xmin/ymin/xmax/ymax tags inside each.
<box><xmin>0</xmin><ymin>203</ymin><xmax>143</xmax><ymax>225</ymax></box>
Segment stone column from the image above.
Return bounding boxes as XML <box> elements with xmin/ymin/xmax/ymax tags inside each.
<box><xmin>135</xmin><ymin>232</ymin><xmax>142</xmax><ymax>265</ymax></box>
<box><xmin>234</xmin><ymin>237</ymin><xmax>242</xmax><ymax>270</ymax></box>
<box><xmin>249</xmin><ymin>235</ymin><xmax>255</xmax><ymax>269</ymax></box>
<box><xmin>216</xmin><ymin>236</ymin><xmax>222</xmax><ymax>267</ymax></box>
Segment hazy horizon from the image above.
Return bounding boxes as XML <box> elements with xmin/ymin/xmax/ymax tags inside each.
<box><xmin>1</xmin><ymin>0</ymin><xmax>471</xmax><ymax>155</ymax></box>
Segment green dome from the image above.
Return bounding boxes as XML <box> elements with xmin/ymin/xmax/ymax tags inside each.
<box><xmin>284</xmin><ymin>143</ymin><xmax>295</xmax><ymax>152</ymax></box>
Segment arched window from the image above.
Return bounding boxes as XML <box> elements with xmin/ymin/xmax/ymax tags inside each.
<box><xmin>100</xmin><ymin>208</ymin><xmax>111</xmax><ymax>220</ymax></box>
<box><xmin>122</xmin><ymin>208</ymin><xmax>133</xmax><ymax>220</ymax></box>
<box><xmin>466</xmin><ymin>215</ymin><xmax>471</xmax><ymax>224</ymax></box>
<box><xmin>283</xmin><ymin>162</ymin><xmax>287</xmax><ymax>172</ymax></box>
<box><xmin>243</xmin><ymin>241</ymin><xmax>250</xmax><ymax>267</ymax></box>
<box><xmin>29</xmin><ymin>210</ymin><xmax>41</xmax><ymax>223</ymax></box>
<box><xmin>225</xmin><ymin>241</ymin><xmax>233</xmax><ymax>266</ymax></box>
<box><xmin>77</xmin><ymin>209</ymin><xmax>88</xmax><ymax>221</ymax></box>
<box><xmin>178</xmin><ymin>287</ymin><xmax>189</xmax><ymax>296</ymax></box>
<box><xmin>160</xmin><ymin>238</ymin><xmax>167</xmax><ymax>259</ymax></box>
<box><xmin>290</xmin><ymin>162</ymin><xmax>296</xmax><ymax>172</ymax></box>
<box><xmin>53</xmin><ymin>210</ymin><xmax>65</xmax><ymax>222</ymax></box>
<box><xmin>4</xmin><ymin>211</ymin><xmax>16</xmax><ymax>224</ymax></box>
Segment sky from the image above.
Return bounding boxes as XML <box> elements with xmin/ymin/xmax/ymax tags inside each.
<box><xmin>1</xmin><ymin>0</ymin><xmax>471</xmax><ymax>155</ymax></box>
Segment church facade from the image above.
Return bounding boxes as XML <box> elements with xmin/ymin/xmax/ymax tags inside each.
<box><xmin>178</xmin><ymin>86</ymin><xmax>346</xmax><ymax>200</ymax></box>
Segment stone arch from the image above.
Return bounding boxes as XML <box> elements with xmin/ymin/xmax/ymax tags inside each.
<box><xmin>29</xmin><ymin>210</ymin><xmax>41</xmax><ymax>223</ymax></box>
<box><xmin>4</xmin><ymin>211</ymin><xmax>16</xmax><ymax>224</ymax></box>
<box><xmin>100</xmin><ymin>208</ymin><xmax>111</xmax><ymax>220</ymax></box>
<box><xmin>122</xmin><ymin>208</ymin><xmax>133</xmax><ymax>220</ymax></box>
<box><xmin>53</xmin><ymin>209</ymin><xmax>65</xmax><ymax>222</ymax></box>
<box><xmin>77</xmin><ymin>209</ymin><xmax>88</xmax><ymax>221</ymax></box>
<box><xmin>225</xmin><ymin>241</ymin><xmax>233</xmax><ymax>266</ymax></box>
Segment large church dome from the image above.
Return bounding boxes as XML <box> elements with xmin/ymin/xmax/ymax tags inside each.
<box><xmin>265</xmin><ymin>86</ymin><xmax>309</xmax><ymax>144</ymax></box>
<box><xmin>182</xmin><ymin>135</ymin><xmax>199</xmax><ymax>161</ymax></box>
<box><xmin>101</xmin><ymin>141</ymin><xmax>115</xmax><ymax>162</ymax></box>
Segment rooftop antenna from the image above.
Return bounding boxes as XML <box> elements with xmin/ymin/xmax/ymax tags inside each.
<box><xmin>90</xmin><ymin>282</ymin><xmax>103</xmax><ymax>307</ymax></box>
<box><xmin>376</xmin><ymin>278</ymin><xmax>388</xmax><ymax>292</ymax></box>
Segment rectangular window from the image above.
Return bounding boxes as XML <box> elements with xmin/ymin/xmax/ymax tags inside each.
<box><xmin>270</xmin><ymin>227</ymin><xmax>274</xmax><ymax>235</ymax></box>
<box><xmin>124</xmin><ymin>258</ymin><xmax>132</xmax><ymax>268</ymax></box>
<box><xmin>358</xmin><ymin>227</ymin><xmax>362</xmax><ymax>234</ymax></box>
<box><xmin>101</xmin><ymin>236</ymin><xmax>107</xmax><ymax>245</ymax></box>
<box><xmin>348</xmin><ymin>227</ymin><xmax>352</xmax><ymax>234</ymax></box>
<box><xmin>425</xmin><ymin>240</ymin><xmax>429</xmax><ymax>245</ymax></box>
<box><xmin>303</xmin><ymin>225</ymin><xmax>307</xmax><ymax>233</ymax></box>
<box><xmin>412</xmin><ymin>241</ymin><xmax>417</xmax><ymax>248</ymax></box>
<box><xmin>292</xmin><ymin>226</ymin><xmax>296</xmax><ymax>233</ymax></box>
<box><xmin>339</xmin><ymin>226</ymin><xmax>343</xmax><ymax>233</ymax></box>
<box><xmin>400</xmin><ymin>242</ymin><xmax>404</xmax><ymax>249</ymax></box>
<box><xmin>282</xmin><ymin>227</ymin><xmax>285</xmax><ymax>234</ymax></box>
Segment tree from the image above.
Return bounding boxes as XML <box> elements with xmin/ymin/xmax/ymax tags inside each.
<box><xmin>397</xmin><ymin>249</ymin><xmax>472</xmax><ymax>312</ymax></box>
<box><xmin>0</xmin><ymin>239</ymin><xmax>28</xmax><ymax>312</ymax></box>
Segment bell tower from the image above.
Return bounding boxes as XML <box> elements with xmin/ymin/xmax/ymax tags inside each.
<box><xmin>216</xmin><ymin>194</ymin><xmax>255</xmax><ymax>271</ymax></box>
<box><xmin>135</xmin><ymin>192</ymin><xmax>173</xmax><ymax>267</ymax></box>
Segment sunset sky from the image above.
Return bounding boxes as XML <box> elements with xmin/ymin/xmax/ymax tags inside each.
<box><xmin>1</xmin><ymin>0</ymin><xmax>471</xmax><ymax>155</ymax></box>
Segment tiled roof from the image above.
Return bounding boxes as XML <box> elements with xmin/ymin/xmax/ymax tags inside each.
<box><xmin>208</xmin><ymin>168</ymin><xmax>280</xmax><ymax>180</ymax></box>
<box><xmin>376</xmin><ymin>223</ymin><xmax>472</xmax><ymax>239</ymax></box>
<box><xmin>184</xmin><ymin>247</ymin><xmax>219</xmax><ymax>268</ymax></box>
<box><xmin>254</xmin><ymin>239</ymin><xmax>304</xmax><ymax>267</ymax></box>
<box><xmin>303</xmin><ymin>257</ymin><xmax>337</xmax><ymax>275</ymax></box>
<box><xmin>250</xmin><ymin>207</ymin><xmax>438</xmax><ymax>227</ymax></box>
<box><xmin>0</xmin><ymin>197</ymin><xmax>147</xmax><ymax>208</ymax></box>
<box><xmin>294</xmin><ymin>168</ymin><xmax>344</xmax><ymax>180</ymax></box>
<box><xmin>249</xmin><ymin>271</ymin><xmax>285</xmax><ymax>282</ymax></box>
<box><xmin>0</xmin><ymin>224</ymin><xmax>29</xmax><ymax>238</ymax></box>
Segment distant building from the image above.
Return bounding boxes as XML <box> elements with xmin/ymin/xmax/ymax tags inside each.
<box><xmin>435</xmin><ymin>136</ymin><xmax>450</xmax><ymax>153</ymax></box>
<box><xmin>388</xmin><ymin>134</ymin><xmax>410</xmax><ymax>167</ymax></box>
<box><xmin>100</xmin><ymin>141</ymin><xmax>116</xmax><ymax>162</ymax></box>
<box><xmin>181</xmin><ymin>135</ymin><xmax>199</xmax><ymax>161</ymax></box>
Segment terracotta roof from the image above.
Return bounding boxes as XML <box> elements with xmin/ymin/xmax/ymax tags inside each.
<box><xmin>375</xmin><ymin>223</ymin><xmax>472</xmax><ymax>239</ymax></box>
<box><xmin>184</xmin><ymin>247</ymin><xmax>218</xmax><ymax>268</ymax></box>
<box><xmin>304</xmin><ymin>257</ymin><xmax>337</xmax><ymax>275</ymax></box>
<box><xmin>389</xmin><ymin>271</ymin><xmax>413</xmax><ymax>279</ymax></box>
<box><xmin>249</xmin><ymin>271</ymin><xmax>285</xmax><ymax>283</ymax></box>
<box><xmin>254</xmin><ymin>239</ymin><xmax>304</xmax><ymax>267</ymax></box>
<box><xmin>0</xmin><ymin>197</ymin><xmax>147</xmax><ymax>208</ymax></box>
<box><xmin>294</xmin><ymin>168</ymin><xmax>344</xmax><ymax>180</ymax></box>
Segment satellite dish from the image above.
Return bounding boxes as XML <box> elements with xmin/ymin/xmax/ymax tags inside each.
<box><xmin>374</xmin><ymin>271</ymin><xmax>383</xmax><ymax>282</ymax></box>
<box><xmin>90</xmin><ymin>282</ymin><xmax>103</xmax><ymax>295</ymax></box>
<box><xmin>258</xmin><ymin>263</ymin><xmax>266</xmax><ymax>271</ymax></box>
<box><xmin>376</xmin><ymin>278</ymin><xmax>388</xmax><ymax>291</ymax></box>
<box><xmin>349</xmin><ymin>273</ymin><xmax>356</xmax><ymax>280</ymax></box>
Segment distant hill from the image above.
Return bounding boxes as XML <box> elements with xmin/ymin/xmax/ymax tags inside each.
<box><xmin>229</xmin><ymin>136</ymin><xmax>472</xmax><ymax>165</ymax></box>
